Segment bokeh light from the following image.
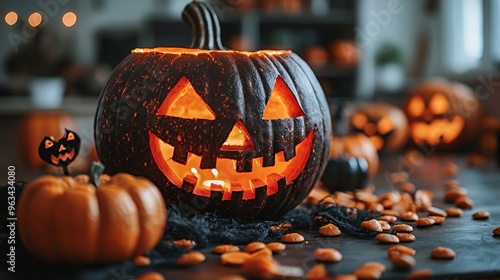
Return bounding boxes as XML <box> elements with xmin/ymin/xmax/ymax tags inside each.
<box><xmin>28</xmin><ymin>12</ymin><xmax>42</xmax><ymax>27</ymax></box>
<box><xmin>5</xmin><ymin>11</ymin><xmax>18</xmax><ymax>26</ymax></box>
<box><xmin>62</xmin><ymin>12</ymin><xmax>77</xmax><ymax>27</ymax></box>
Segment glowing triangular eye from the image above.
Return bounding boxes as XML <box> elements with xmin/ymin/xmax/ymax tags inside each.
<box><xmin>351</xmin><ymin>113</ymin><xmax>368</xmax><ymax>129</ymax></box>
<box><xmin>157</xmin><ymin>76</ymin><xmax>216</xmax><ymax>120</ymax></box>
<box><xmin>67</xmin><ymin>132</ymin><xmax>75</xmax><ymax>141</ymax></box>
<box><xmin>45</xmin><ymin>140</ymin><xmax>54</xmax><ymax>149</ymax></box>
<box><xmin>408</xmin><ymin>96</ymin><xmax>425</xmax><ymax>117</ymax></box>
<box><xmin>429</xmin><ymin>93</ymin><xmax>449</xmax><ymax>115</ymax></box>
<box><xmin>377</xmin><ymin>116</ymin><xmax>394</xmax><ymax>135</ymax></box>
<box><xmin>263</xmin><ymin>76</ymin><xmax>304</xmax><ymax>120</ymax></box>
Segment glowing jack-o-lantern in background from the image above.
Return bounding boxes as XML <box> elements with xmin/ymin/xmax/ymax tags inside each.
<box><xmin>95</xmin><ymin>1</ymin><xmax>331</xmax><ymax>219</ymax></box>
<box><xmin>404</xmin><ymin>78</ymin><xmax>481</xmax><ymax>151</ymax></box>
<box><xmin>349</xmin><ymin>103</ymin><xmax>408</xmax><ymax>152</ymax></box>
<box><xmin>322</xmin><ymin>104</ymin><xmax>375</xmax><ymax>192</ymax></box>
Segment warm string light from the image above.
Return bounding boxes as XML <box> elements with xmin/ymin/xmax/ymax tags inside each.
<box><xmin>5</xmin><ymin>11</ymin><xmax>18</xmax><ymax>25</ymax></box>
<box><xmin>5</xmin><ymin>11</ymin><xmax>77</xmax><ymax>27</ymax></box>
<box><xmin>28</xmin><ymin>12</ymin><xmax>42</xmax><ymax>27</ymax></box>
<box><xmin>62</xmin><ymin>12</ymin><xmax>77</xmax><ymax>27</ymax></box>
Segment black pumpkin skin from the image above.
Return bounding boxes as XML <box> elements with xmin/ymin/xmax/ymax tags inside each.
<box><xmin>321</xmin><ymin>157</ymin><xmax>368</xmax><ymax>192</ymax></box>
<box><xmin>95</xmin><ymin>1</ymin><xmax>331</xmax><ymax>220</ymax></box>
<box><xmin>95</xmin><ymin>51</ymin><xmax>331</xmax><ymax>220</ymax></box>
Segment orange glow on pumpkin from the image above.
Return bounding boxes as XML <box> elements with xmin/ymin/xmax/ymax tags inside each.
<box><xmin>351</xmin><ymin>114</ymin><xmax>368</xmax><ymax>130</ymax></box>
<box><xmin>132</xmin><ymin>47</ymin><xmax>291</xmax><ymax>57</ymax></box>
<box><xmin>410</xmin><ymin>116</ymin><xmax>464</xmax><ymax>145</ymax></box>
<box><xmin>406</xmin><ymin>83</ymin><xmax>471</xmax><ymax>147</ymax></box>
<box><xmin>377</xmin><ymin>116</ymin><xmax>394</xmax><ymax>135</ymax></box>
<box><xmin>149</xmin><ymin>129</ymin><xmax>314</xmax><ymax>199</ymax></box>
<box><xmin>352</xmin><ymin>112</ymin><xmax>395</xmax><ymax>150</ymax></box>
<box><xmin>149</xmin><ymin>74</ymin><xmax>314</xmax><ymax>199</ymax></box>
<box><xmin>349</xmin><ymin>103</ymin><xmax>408</xmax><ymax>152</ymax></box>
<box><xmin>221</xmin><ymin>120</ymin><xmax>255</xmax><ymax>151</ymax></box>
<box><xmin>429</xmin><ymin>93</ymin><xmax>449</xmax><ymax>115</ymax></box>
<box><xmin>263</xmin><ymin>76</ymin><xmax>304</xmax><ymax>120</ymax></box>
<box><xmin>408</xmin><ymin>96</ymin><xmax>425</xmax><ymax>117</ymax></box>
<box><xmin>157</xmin><ymin>76</ymin><xmax>216</xmax><ymax>120</ymax></box>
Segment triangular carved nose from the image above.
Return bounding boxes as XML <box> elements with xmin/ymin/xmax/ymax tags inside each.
<box><xmin>221</xmin><ymin>120</ymin><xmax>255</xmax><ymax>151</ymax></box>
<box><xmin>59</xmin><ymin>145</ymin><xmax>66</xmax><ymax>152</ymax></box>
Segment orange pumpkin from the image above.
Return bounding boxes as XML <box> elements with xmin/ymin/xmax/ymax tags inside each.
<box><xmin>329</xmin><ymin>104</ymin><xmax>379</xmax><ymax>177</ymax></box>
<box><xmin>17</xmin><ymin>173</ymin><xmax>166</xmax><ymax>264</ymax></box>
<box><xmin>330</xmin><ymin>133</ymin><xmax>379</xmax><ymax>177</ymax></box>
<box><xmin>18</xmin><ymin>112</ymin><xmax>75</xmax><ymax>169</ymax></box>
<box><xmin>95</xmin><ymin>1</ymin><xmax>331</xmax><ymax>219</ymax></box>
<box><xmin>479</xmin><ymin>117</ymin><xmax>500</xmax><ymax>157</ymax></box>
<box><xmin>330</xmin><ymin>40</ymin><xmax>359</xmax><ymax>67</ymax></box>
<box><xmin>404</xmin><ymin>78</ymin><xmax>482</xmax><ymax>151</ymax></box>
<box><xmin>349</xmin><ymin>103</ymin><xmax>408</xmax><ymax>152</ymax></box>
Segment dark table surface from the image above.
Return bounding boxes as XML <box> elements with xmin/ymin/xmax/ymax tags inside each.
<box><xmin>1</xmin><ymin>153</ymin><xmax>500</xmax><ymax>280</ymax></box>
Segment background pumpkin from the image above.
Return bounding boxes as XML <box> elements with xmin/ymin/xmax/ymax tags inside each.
<box><xmin>330</xmin><ymin>133</ymin><xmax>378</xmax><ymax>177</ymax></box>
<box><xmin>330</xmin><ymin>40</ymin><xmax>359</xmax><ymax>68</ymax></box>
<box><xmin>349</xmin><ymin>103</ymin><xmax>408</xmax><ymax>152</ymax></box>
<box><xmin>17</xmin><ymin>173</ymin><xmax>166</xmax><ymax>264</ymax></box>
<box><xmin>479</xmin><ymin>117</ymin><xmax>500</xmax><ymax>158</ymax></box>
<box><xmin>322</xmin><ymin>103</ymin><xmax>377</xmax><ymax>191</ymax></box>
<box><xmin>94</xmin><ymin>2</ymin><xmax>331</xmax><ymax>220</ymax></box>
<box><xmin>403</xmin><ymin>78</ymin><xmax>482</xmax><ymax>151</ymax></box>
<box><xmin>18</xmin><ymin>112</ymin><xmax>75</xmax><ymax>170</ymax></box>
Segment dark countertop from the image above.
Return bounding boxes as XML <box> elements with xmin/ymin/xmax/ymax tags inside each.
<box><xmin>1</xmin><ymin>153</ymin><xmax>500</xmax><ymax>280</ymax></box>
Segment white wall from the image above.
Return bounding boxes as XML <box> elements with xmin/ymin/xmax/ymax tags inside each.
<box><xmin>356</xmin><ymin>0</ymin><xmax>425</xmax><ymax>98</ymax></box>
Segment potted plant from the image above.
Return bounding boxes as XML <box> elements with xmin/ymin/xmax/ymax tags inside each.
<box><xmin>375</xmin><ymin>43</ymin><xmax>404</xmax><ymax>93</ymax></box>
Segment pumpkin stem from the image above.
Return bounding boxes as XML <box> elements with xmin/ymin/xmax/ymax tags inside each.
<box><xmin>182</xmin><ymin>1</ymin><xmax>226</xmax><ymax>50</ymax></box>
<box><xmin>89</xmin><ymin>162</ymin><xmax>105</xmax><ymax>187</ymax></box>
<box><xmin>62</xmin><ymin>165</ymin><xmax>69</xmax><ymax>176</ymax></box>
<box><xmin>334</xmin><ymin>102</ymin><xmax>349</xmax><ymax>137</ymax></box>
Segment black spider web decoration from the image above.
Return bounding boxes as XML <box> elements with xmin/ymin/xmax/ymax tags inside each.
<box><xmin>0</xmin><ymin>182</ymin><xmax>378</xmax><ymax>264</ymax></box>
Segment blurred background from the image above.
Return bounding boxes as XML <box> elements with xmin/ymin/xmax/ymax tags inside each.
<box><xmin>1</xmin><ymin>0</ymin><xmax>499</xmax><ymax>180</ymax></box>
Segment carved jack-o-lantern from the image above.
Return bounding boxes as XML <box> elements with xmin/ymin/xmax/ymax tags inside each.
<box><xmin>95</xmin><ymin>2</ymin><xmax>331</xmax><ymax>219</ymax></box>
<box><xmin>349</xmin><ymin>103</ymin><xmax>408</xmax><ymax>151</ymax></box>
<box><xmin>38</xmin><ymin>129</ymin><xmax>80</xmax><ymax>168</ymax></box>
<box><xmin>323</xmin><ymin>104</ymin><xmax>378</xmax><ymax>190</ymax></box>
<box><xmin>404</xmin><ymin>79</ymin><xmax>481</xmax><ymax>150</ymax></box>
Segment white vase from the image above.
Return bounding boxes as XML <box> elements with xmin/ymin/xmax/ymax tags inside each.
<box><xmin>29</xmin><ymin>77</ymin><xmax>65</xmax><ymax>108</ymax></box>
<box><xmin>376</xmin><ymin>64</ymin><xmax>405</xmax><ymax>93</ymax></box>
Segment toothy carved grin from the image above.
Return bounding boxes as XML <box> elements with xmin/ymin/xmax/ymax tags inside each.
<box><xmin>50</xmin><ymin>149</ymin><xmax>75</xmax><ymax>165</ymax></box>
<box><xmin>410</xmin><ymin>115</ymin><xmax>464</xmax><ymax>145</ymax></box>
<box><xmin>149</xmin><ymin>129</ymin><xmax>314</xmax><ymax>200</ymax></box>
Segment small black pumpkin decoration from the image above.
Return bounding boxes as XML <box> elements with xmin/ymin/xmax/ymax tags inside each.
<box><xmin>94</xmin><ymin>1</ymin><xmax>331</xmax><ymax>219</ymax></box>
<box><xmin>38</xmin><ymin>128</ymin><xmax>81</xmax><ymax>175</ymax></box>
<box><xmin>321</xmin><ymin>104</ymin><xmax>370</xmax><ymax>192</ymax></box>
<box><xmin>322</xmin><ymin>157</ymin><xmax>368</xmax><ymax>192</ymax></box>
